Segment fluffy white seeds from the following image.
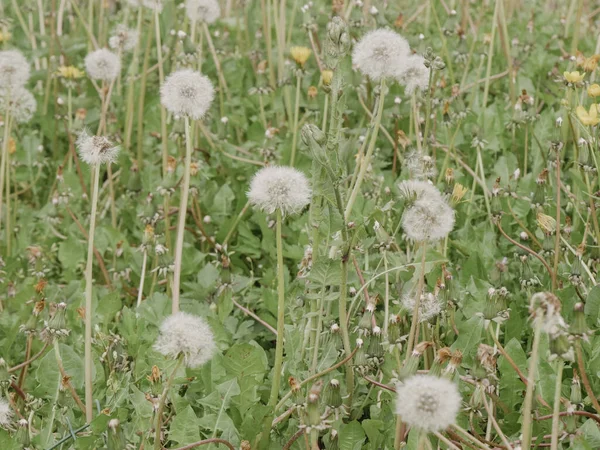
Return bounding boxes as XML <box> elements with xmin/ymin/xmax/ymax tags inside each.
<box><xmin>84</xmin><ymin>49</ymin><xmax>121</xmax><ymax>81</ymax></box>
<box><xmin>398</xmin><ymin>180</ymin><xmax>455</xmax><ymax>242</ymax></box>
<box><xmin>247</xmin><ymin>166</ymin><xmax>311</xmax><ymax>216</ymax></box>
<box><xmin>109</xmin><ymin>25</ymin><xmax>139</xmax><ymax>52</ymax></box>
<box><xmin>185</xmin><ymin>0</ymin><xmax>221</xmax><ymax>24</ymax></box>
<box><xmin>352</xmin><ymin>29</ymin><xmax>410</xmax><ymax>81</ymax></box>
<box><xmin>76</xmin><ymin>130</ymin><xmax>120</xmax><ymax>166</ymax></box>
<box><xmin>142</xmin><ymin>0</ymin><xmax>163</xmax><ymax>12</ymax></box>
<box><xmin>160</xmin><ymin>69</ymin><xmax>215</xmax><ymax>119</ymax></box>
<box><xmin>395</xmin><ymin>374</ymin><xmax>461</xmax><ymax>433</ymax></box>
<box><xmin>0</xmin><ymin>87</ymin><xmax>37</xmax><ymax>123</ymax></box>
<box><xmin>154</xmin><ymin>312</ymin><xmax>216</xmax><ymax>368</ymax></box>
<box><xmin>0</xmin><ymin>398</ymin><xmax>12</xmax><ymax>430</ymax></box>
<box><xmin>401</xmin><ymin>292</ymin><xmax>443</xmax><ymax>323</ymax></box>
<box><xmin>0</xmin><ymin>50</ymin><xmax>31</xmax><ymax>88</ymax></box>
<box><xmin>397</xmin><ymin>54</ymin><xmax>430</xmax><ymax>95</ymax></box>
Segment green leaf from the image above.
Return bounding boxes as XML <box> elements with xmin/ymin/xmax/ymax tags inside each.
<box><xmin>338</xmin><ymin>420</ymin><xmax>366</xmax><ymax>450</ymax></box>
<box><xmin>169</xmin><ymin>405</ymin><xmax>201</xmax><ymax>445</ymax></box>
<box><xmin>222</xmin><ymin>343</ymin><xmax>268</xmax><ymax>378</ymax></box>
<box><xmin>585</xmin><ymin>285</ymin><xmax>600</xmax><ymax>327</ymax></box>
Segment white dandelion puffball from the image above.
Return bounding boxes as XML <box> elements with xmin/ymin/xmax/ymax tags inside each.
<box><xmin>84</xmin><ymin>49</ymin><xmax>121</xmax><ymax>81</ymax></box>
<box><xmin>76</xmin><ymin>130</ymin><xmax>120</xmax><ymax>166</ymax></box>
<box><xmin>154</xmin><ymin>312</ymin><xmax>216</xmax><ymax>368</ymax></box>
<box><xmin>142</xmin><ymin>0</ymin><xmax>163</xmax><ymax>12</ymax></box>
<box><xmin>109</xmin><ymin>24</ymin><xmax>139</xmax><ymax>52</ymax></box>
<box><xmin>401</xmin><ymin>292</ymin><xmax>443</xmax><ymax>323</ymax></box>
<box><xmin>352</xmin><ymin>29</ymin><xmax>410</xmax><ymax>81</ymax></box>
<box><xmin>0</xmin><ymin>87</ymin><xmax>37</xmax><ymax>123</ymax></box>
<box><xmin>0</xmin><ymin>398</ymin><xmax>12</xmax><ymax>430</ymax></box>
<box><xmin>0</xmin><ymin>50</ymin><xmax>31</xmax><ymax>88</ymax></box>
<box><xmin>396</xmin><ymin>374</ymin><xmax>461</xmax><ymax>432</ymax></box>
<box><xmin>402</xmin><ymin>197</ymin><xmax>455</xmax><ymax>242</ymax></box>
<box><xmin>398</xmin><ymin>179</ymin><xmax>443</xmax><ymax>203</ymax></box>
<box><xmin>247</xmin><ymin>166</ymin><xmax>312</xmax><ymax>216</ymax></box>
<box><xmin>397</xmin><ymin>54</ymin><xmax>430</xmax><ymax>95</ymax></box>
<box><xmin>160</xmin><ymin>69</ymin><xmax>215</xmax><ymax>119</ymax></box>
<box><xmin>185</xmin><ymin>0</ymin><xmax>221</xmax><ymax>24</ymax></box>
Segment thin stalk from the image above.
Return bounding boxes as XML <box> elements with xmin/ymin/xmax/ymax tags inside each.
<box><xmin>550</xmin><ymin>361</ymin><xmax>564</xmax><ymax>450</ymax></box>
<box><xmin>481</xmin><ymin>0</ymin><xmax>499</xmax><ymax>131</ymax></box>
<box><xmin>345</xmin><ymin>79</ymin><xmax>386</xmax><ymax>221</ymax></box>
<box><xmin>154</xmin><ymin>10</ymin><xmax>169</xmax><ymax>176</ymax></box>
<box><xmin>223</xmin><ymin>200</ymin><xmax>250</xmax><ymax>246</ymax></box>
<box><xmin>520</xmin><ymin>319</ymin><xmax>543</xmax><ymax>450</ymax></box>
<box><xmin>290</xmin><ymin>71</ymin><xmax>302</xmax><ymax>166</ymax></box>
<box><xmin>268</xmin><ymin>208</ymin><xmax>286</xmax><ymax>408</ymax></box>
<box><xmin>154</xmin><ymin>355</ymin><xmax>184</xmax><ymax>450</ymax></box>
<box><xmin>405</xmin><ymin>243</ymin><xmax>428</xmax><ymax>356</ymax></box>
<box><xmin>136</xmin><ymin>20</ymin><xmax>153</xmax><ymax>167</ymax></box>
<box><xmin>171</xmin><ymin>117</ymin><xmax>194</xmax><ymax>314</ymax></box>
<box><xmin>84</xmin><ymin>163</ymin><xmax>101</xmax><ymax>423</ymax></box>
<box><xmin>202</xmin><ymin>22</ymin><xmax>231</xmax><ymax>118</ymax></box>
<box><xmin>552</xmin><ymin>152</ymin><xmax>561</xmax><ymax>291</ymax></box>
<box><xmin>338</xmin><ymin>255</ymin><xmax>354</xmax><ymax>404</ymax></box>
<box><xmin>0</xmin><ymin>112</ymin><xmax>11</xmax><ymax>243</ymax></box>
<box><xmin>136</xmin><ymin>249</ymin><xmax>148</xmax><ymax>307</ymax></box>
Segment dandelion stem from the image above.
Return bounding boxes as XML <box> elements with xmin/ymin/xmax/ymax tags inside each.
<box><xmin>520</xmin><ymin>319</ymin><xmax>542</xmax><ymax>450</ymax></box>
<box><xmin>171</xmin><ymin>116</ymin><xmax>194</xmax><ymax>314</ymax></box>
<box><xmin>154</xmin><ymin>355</ymin><xmax>184</xmax><ymax>450</ymax></box>
<box><xmin>84</xmin><ymin>162</ymin><xmax>101</xmax><ymax>423</ymax></box>
<box><xmin>137</xmin><ymin>249</ymin><xmax>148</xmax><ymax>307</ymax></box>
<box><xmin>0</xmin><ymin>112</ymin><xmax>11</xmax><ymax>244</ymax></box>
<box><xmin>345</xmin><ymin>78</ymin><xmax>386</xmax><ymax>221</ymax></box>
<box><xmin>289</xmin><ymin>71</ymin><xmax>302</xmax><ymax>166</ymax></box>
<box><xmin>405</xmin><ymin>242</ymin><xmax>428</xmax><ymax>357</ymax></box>
<box><xmin>550</xmin><ymin>360</ymin><xmax>564</xmax><ymax>450</ymax></box>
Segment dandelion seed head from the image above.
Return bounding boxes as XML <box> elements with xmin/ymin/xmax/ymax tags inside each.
<box><xmin>142</xmin><ymin>0</ymin><xmax>163</xmax><ymax>12</ymax></box>
<box><xmin>395</xmin><ymin>374</ymin><xmax>461</xmax><ymax>432</ymax></box>
<box><xmin>0</xmin><ymin>398</ymin><xmax>12</xmax><ymax>429</ymax></box>
<box><xmin>352</xmin><ymin>29</ymin><xmax>410</xmax><ymax>81</ymax></box>
<box><xmin>247</xmin><ymin>166</ymin><xmax>311</xmax><ymax>216</ymax></box>
<box><xmin>109</xmin><ymin>25</ymin><xmax>139</xmax><ymax>52</ymax></box>
<box><xmin>185</xmin><ymin>0</ymin><xmax>220</xmax><ymax>24</ymax></box>
<box><xmin>0</xmin><ymin>50</ymin><xmax>30</xmax><ymax>88</ymax></box>
<box><xmin>0</xmin><ymin>87</ymin><xmax>36</xmax><ymax>123</ymax></box>
<box><xmin>401</xmin><ymin>292</ymin><xmax>443</xmax><ymax>322</ymax></box>
<box><xmin>76</xmin><ymin>130</ymin><xmax>120</xmax><ymax>166</ymax></box>
<box><xmin>402</xmin><ymin>197</ymin><xmax>455</xmax><ymax>242</ymax></box>
<box><xmin>397</xmin><ymin>179</ymin><xmax>443</xmax><ymax>203</ymax></box>
<box><xmin>160</xmin><ymin>69</ymin><xmax>215</xmax><ymax>119</ymax></box>
<box><xmin>154</xmin><ymin>311</ymin><xmax>216</xmax><ymax>368</ymax></box>
<box><xmin>84</xmin><ymin>49</ymin><xmax>121</xmax><ymax>81</ymax></box>
<box><xmin>397</xmin><ymin>54</ymin><xmax>430</xmax><ymax>95</ymax></box>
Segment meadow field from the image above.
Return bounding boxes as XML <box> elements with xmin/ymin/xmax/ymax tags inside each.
<box><xmin>0</xmin><ymin>0</ymin><xmax>600</xmax><ymax>449</ymax></box>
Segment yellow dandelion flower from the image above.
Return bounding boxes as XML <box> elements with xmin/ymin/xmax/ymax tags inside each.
<box><xmin>537</xmin><ymin>212</ymin><xmax>556</xmax><ymax>234</ymax></box>
<box><xmin>564</xmin><ymin>71</ymin><xmax>585</xmax><ymax>83</ymax></box>
<box><xmin>588</xmin><ymin>84</ymin><xmax>600</xmax><ymax>98</ymax></box>
<box><xmin>57</xmin><ymin>66</ymin><xmax>85</xmax><ymax>79</ymax></box>
<box><xmin>290</xmin><ymin>46</ymin><xmax>312</xmax><ymax>67</ymax></box>
<box><xmin>0</xmin><ymin>30</ymin><xmax>12</xmax><ymax>43</ymax></box>
<box><xmin>451</xmin><ymin>183</ymin><xmax>468</xmax><ymax>204</ymax></box>
<box><xmin>576</xmin><ymin>105</ymin><xmax>600</xmax><ymax>126</ymax></box>
<box><xmin>321</xmin><ymin>70</ymin><xmax>333</xmax><ymax>85</ymax></box>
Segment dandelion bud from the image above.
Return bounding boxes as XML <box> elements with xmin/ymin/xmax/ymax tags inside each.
<box><xmin>429</xmin><ymin>347</ymin><xmax>452</xmax><ymax>376</ymax></box>
<box><xmin>85</xmin><ymin>49</ymin><xmax>121</xmax><ymax>81</ymax></box>
<box><xmin>290</xmin><ymin>46</ymin><xmax>312</xmax><ymax>67</ymax></box>
<box><xmin>240</xmin><ymin>441</ymin><xmax>251</xmax><ymax>450</ymax></box>
<box><xmin>301</xmin><ymin>123</ymin><xmax>326</xmax><ymax>148</ymax></box>
<box><xmin>154</xmin><ymin>312</ymin><xmax>216</xmax><ymax>368</ymax></box>
<box><xmin>107</xmin><ymin>418</ymin><xmax>125</xmax><ymax>450</ymax></box>
<box><xmin>330</xmin><ymin>323</ymin><xmax>340</xmax><ymax>333</ymax></box>
<box><xmin>42</xmin><ymin>302</ymin><xmax>70</xmax><ymax>341</ymax></box>
<box><xmin>306</xmin><ymin>381</ymin><xmax>323</xmax><ymax>427</ymax></box>
<box><xmin>395</xmin><ymin>374</ymin><xmax>461</xmax><ymax>433</ymax></box>
<box><xmin>570</xmin><ymin>373</ymin><xmax>582</xmax><ymax>405</ymax></box>
<box><xmin>15</xmin><ymin>418</ymin><xmax>30</xmax><ymax>447</ymax></box>
<box><xmin>185</xmin><ymin>0</ymin><xmax>220</xmax><ymax>24</ymax></box>
<box><xmin>588</xmin><ymin>83</ymin><xmax>600</xmax><ymax>98</ymax></box>
<box><xmin>160</xmin><ymin>69</ymin><xmax>215</xmax><ymax>120</ymax></box>
<box><xmin>326</xmin><ymin>16</ymin><xmax>351</xmax><ymax>59</ymax></box>
<box><xmin>571</xmin><ymin>302</ymin><xmax>588</xmax><ymax>336</ymax></box>
<box><xmin>247</xmin><ymin>166</ymin><xmax>311</xmax><ymax>216</ymax></box>
<box><xmin>0</xmin><ymin>398</ymin><xmax>13</xmax><ymax>430</ymax></box>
